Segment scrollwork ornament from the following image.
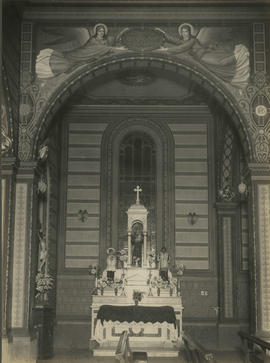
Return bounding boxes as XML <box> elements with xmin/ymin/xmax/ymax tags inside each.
<box><xmin>265</xmin><ymin>86</ymin><xmax>270</xmax><ymax>98</ymax></box>
<box><xmin>239</xmin><ymin>99</ymin><xmax>249</xmax><ymax>114</ymax></box>
<box><xmin>246</xmin><ymin>85</ymin><xmax>258</xmax><ymax>100</ymax></box>
<box><xmin>18</xmin><ymin>128</ymin><xmax>31</xmax><ymax>161</ymax></box>
<box><xmin>38</xmin><ymin>144</ymin><xmax>49</xmax><ymax>162</ymax></box>
<box><xmin>38</xmin><ymin>177</ymin><xmax>47</xmax><ymax>194</ymax></box>
<box><xmin>218</xmin><ymin>185</ymin><xmax>236</xmax><ymax>202</ymax></box>
<box><xmin>255</xmin><ymin>131</ymin><xmax>270</xmax><ymax>163</ymax></box>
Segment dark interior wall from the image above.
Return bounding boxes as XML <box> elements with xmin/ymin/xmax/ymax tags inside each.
<box><xmin>53</xmin><ymin>98</ymin><xmax>249</xmax><ymax>350</ymax></box>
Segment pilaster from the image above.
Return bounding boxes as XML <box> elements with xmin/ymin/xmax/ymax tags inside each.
<box><xmin>5</xmin><ymin>160</ymin><xmax>39</xmax><ymax>362</ymax></box>
<box><xmin>248</xmin><ymin>163</ymin><xmax>270</xmax><ymax>339</ymax></box>
<box><xmin>216</xmin><ymin>202</ymin><xmax>240</xmax><ymax>322</ymax></box>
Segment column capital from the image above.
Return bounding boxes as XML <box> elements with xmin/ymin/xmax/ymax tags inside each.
<box><xmin>16</xmin><ymin>160</ymin><xmax>39</xmax><ymax>181</ymax></box>
<box><xmin>248</xmin><ymin>163</ymin><xmax>270</xmax><ymax>181</ymax></box>
<box><xmin>1</xmin><ymin>157</ymin><xmax>18</xmax><ymax>175</ymax></box>
<box><xmin>215</xmin><ymin>202</ymin><xmax>239</xmax><ymax>212</ymax></box>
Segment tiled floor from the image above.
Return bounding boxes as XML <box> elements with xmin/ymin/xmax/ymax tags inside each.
<box><xmin>37</xmin><ymin>349</ymin><xmax>246</xmax><ymax>363</ymax></box>
<box><xmin>38</xmin><ymin>350</ymin><xmax>184</xmax><ymax>363</ymax></box>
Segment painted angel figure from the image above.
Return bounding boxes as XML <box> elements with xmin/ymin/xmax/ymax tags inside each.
<box><xmin>155</xmin><ymin>23</ymin><xmax>249</xmax><ymax>88</ymax></box>
<box><xmin>36</xmin><ymin>23</ymin><xmax>126</xmax><ymax>79</ymax></box>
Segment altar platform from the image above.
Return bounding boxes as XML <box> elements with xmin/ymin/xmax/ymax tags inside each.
<box><xmin>90</xmin><ymin>190</ymin><xmax>183</xmax><ymax>357</ymax></box>
<box><xmin>90</xmin><ymin>293</ymin><xmax>183</xmax><ymax>357</ymax></box>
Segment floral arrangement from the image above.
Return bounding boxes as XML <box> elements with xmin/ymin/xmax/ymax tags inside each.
<box><xmin>147</xmin><ymin>248</ymin><xmax>156</xmax><ymax>267</ymax></box>
<box><xmin>133</xmin><ymin>290</ymin><xmax>144</xmax><ymax>304</ymax></box>
<box><xmin>118</xmin><ymin>248</ymin><xmax>128</xmax><ymax>267</ymax></box>
<box><xmin>176</xmin><ymin>264</ymin><xmax>185</xmax><ymax>276</ymax></box>
<box><xmin>148</xmin><ymin>274</ymin><xmax>177</xmax><ymax>291</ymax></box>
<box><xmin>97</xmin><ymin>275</ymin><xmax>127</xmax><ymax>295</ymax></box>
<box><xmin>35</xmin><ymin>272</ymin><xmax>54</xmax><ymax>298</ymax></box>
<box><xmin>218</xmin><ymin>185</ymin><xmax>235</xmax><ymax>202</ymax></box>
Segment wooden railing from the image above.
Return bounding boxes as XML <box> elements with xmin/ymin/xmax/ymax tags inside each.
<box><xmin>182</xmin><ymin>332</ymin><xmax>217</xmax><ymax>363</ymax></box>
<box><xmin>239</xmin><ymin>331</ymin><xmax>270</xmax><ymax>363</ymax></box>
<box><xmin>115</xmin><ymin>330</ymin><xmax>131</xmax><ymax>363</ymax></box>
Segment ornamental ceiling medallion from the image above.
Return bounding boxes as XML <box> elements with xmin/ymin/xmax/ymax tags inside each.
<box><xmin>251</xmin><ymin>93</ymin><xmax>270</xmax><ymax>127</ymax></box>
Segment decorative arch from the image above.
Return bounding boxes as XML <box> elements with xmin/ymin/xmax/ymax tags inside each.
<box><xmin>99</xmin><ymin>117</ymin><xmax>175</xmax><ymax>267</ymax></box>
<box><xmin>33</xmin><ymin>54</ymin><xmax>253</xmax><ymax>163</ymax></box>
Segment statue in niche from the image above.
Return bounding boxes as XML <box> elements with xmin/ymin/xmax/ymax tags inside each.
<box><xmin>131</xmin><ymin>223</ymin><xmax>144</xmax><ymax>267</ymax></box>
<box><xmin>157</xmin><ymin>246</ymin><xmax>170</xmax><ymax>281</ymax></box>
<box><xmin>36</xmin><ymin>23</ymin><xmax>126</xmax><ymax>79</ymax></box>
<box><xmin>106</xmin><ymin>247</ymin><xmax>117</xmax><ymax>281</ymax></box>
<box><xmin>38</xmin><ymin>230</ymin><xmax>48</xmax><ymax>273</ymax></box>
<box><xmin>155</xmin><ymin>23</ymin><xmax>249</xmax><ymax>88</ymax></box>
<box><xmin>1</xmin><ymin>102</ymin><xmax>12</xmax><ymax>155</ymax></box>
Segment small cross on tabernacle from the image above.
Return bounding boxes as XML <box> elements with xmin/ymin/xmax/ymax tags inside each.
<box><xmin>134</xmin><ymin>185</ymin><xmax>142</xmax><ymax>204</ymax></box>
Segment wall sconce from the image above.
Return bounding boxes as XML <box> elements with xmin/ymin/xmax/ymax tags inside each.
<box><xmin>78</xmin><ymin>209</ymin><xmax>88</xmax><ymax>222</ymax></box>
<box><xmin>187</xmin><ymin>212</ymin><xmax>198</xmax><ymax>226</ymax></box>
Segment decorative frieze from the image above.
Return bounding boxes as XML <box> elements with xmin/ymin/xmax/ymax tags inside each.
<box><xmin>11</xmin><ymin>183</ymin><xmax>28</xmax><ymax>328</ymax></box>
<box><xmin>258</xmin><ymin>184</ymin><xmax>270</xmax><ymax>332</ymax></box>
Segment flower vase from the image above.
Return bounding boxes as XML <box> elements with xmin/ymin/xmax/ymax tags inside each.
<box><xmin>157</xmin><ymin>288</ymin><xmax>160</xmax><ymax>296</ymax></box>
<box><xmin>114</xmin><ymin>288</ymin><xmax>118</xmax><ymax>296</ymax></box>
<box><xmin>135</xmin><ymin>299</ymin><xmax>139</xmax><ymax>306</ymax></box>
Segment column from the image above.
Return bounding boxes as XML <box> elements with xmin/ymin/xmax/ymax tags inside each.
<box><xmin>5</xmin><ymin>161</ymin><xmax>39</xmax><ymax>363</ymax></box>
<box><xmin>128</xmin><ymin>231</ymin><xmax>131</xmax><ymax>266</ymax></box>
<box><xmin>216</xmin><ymin>202</ymin><xmax>239</xmax><ymax>322</ymax></box>
<box><xmin>249</xmin><ymin>163</ymin><xmax>270</xmax><ymax>339</ymax></box>
<box><xmin>143</xmin><ymin>231</ymin><xmax>147</xmax><ymax>267</ymax></box>
<box><xmin>2</xmin><ymin>157</ymin><xmax>17</xmax><ymax>341</ymax></box>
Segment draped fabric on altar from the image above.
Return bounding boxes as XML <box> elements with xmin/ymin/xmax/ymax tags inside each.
<box><xmin>97</xmin><ymin>305</ymin><xmax>177</xmax><ymax>327</ymax></box>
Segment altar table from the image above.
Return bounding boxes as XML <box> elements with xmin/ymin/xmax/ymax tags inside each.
<box><xmin>97</xmin><ymin>305</ymin><xmax>176</xmax><ymax>326</ymax></box>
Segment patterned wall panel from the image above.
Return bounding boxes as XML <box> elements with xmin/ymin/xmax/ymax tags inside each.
<box><xmin>11</xmin><ymin>183</ymin><xmax>28</xmax><ymax>328</ymax></box>
<box><xmin>222</xmin><ymin>216</ymin><xmax>234</xmax><ymax>319</ymax></box>
<box><xmin>253</xmin><ymin>23</ymin><xmax>266</xmax><ymax>73</ymax></box>
<box><xmin>258</xmin><ymin>184</ymin><xmax>270</xmax><ymax>332</ymax></box>
<box><xmin>65</xmin><ymin>122</ymin><xmax>107</xmax><ymax>269</ymax></box>
<box><xmin>241</xmin><ymin>204</ymin><xmax>249</xmax><ymax>271</ymax></box>
<box><xmin>170</xmin><ymin>123</ymin><xmax>209</xmax><ymax>270</ymax></box>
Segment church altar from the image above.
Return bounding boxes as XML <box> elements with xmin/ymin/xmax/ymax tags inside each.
<box><xmin>90</xmin><ymin>272</ymin><xmax>183</xmax><ymax>357</ymax></box>
<box><xmin>90</xmin><ymin>267</ymin><xmax>183</xmax><ymax>356</ymax></box>
<box><xmin>90</xmin><ymin>187</ymin><xmax>183</xmax><ymax>357</ymax></box>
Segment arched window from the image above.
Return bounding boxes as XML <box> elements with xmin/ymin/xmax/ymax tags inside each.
<box><xmin>118</xmin><ymin>132</ymin><xmax>156</xmax><ymax>251</ymax></box>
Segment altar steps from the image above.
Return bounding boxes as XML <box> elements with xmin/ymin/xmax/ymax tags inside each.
<box><xmin>94</xmin><ymin>345</ymin><xmax>180</xmax><ymax>357</ymax></box>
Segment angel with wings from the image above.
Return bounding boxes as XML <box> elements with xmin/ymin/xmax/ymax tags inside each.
<box><xmin>156</xmin><ymin>23</ymin><xmax>249</xmax><ymax>88</ymax></box>
<box><xmin>36</xmin><ymin>23</ymin><xmax>126</xmax><ymax>79</ymax></box>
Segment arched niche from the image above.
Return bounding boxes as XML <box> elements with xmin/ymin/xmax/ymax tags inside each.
<box><xmin>100</xmin><ymin>118</ymin><xmax>175</xmax><ymax>267</ymax></box>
